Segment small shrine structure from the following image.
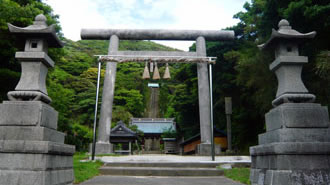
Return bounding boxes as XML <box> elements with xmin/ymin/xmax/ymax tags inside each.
<box><xmin>110</xmin><ymin>121</ymin><xmax>137</xmax><ymax>154</ymax></box>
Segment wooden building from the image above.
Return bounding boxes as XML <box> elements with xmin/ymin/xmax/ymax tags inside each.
<box><xmin>180</xmin><ymin>128</ymin><xmax>227</xmax><ymax>154</ymax></box>
<box><xmin>163</xmin><ymin>138</ymin><xmax>178</xmax><ymax>154</ymax></box>
<box><xmin>110</xmin><ymin>121</ymin><xmax>137</xmax><ymax>155</ymax></box>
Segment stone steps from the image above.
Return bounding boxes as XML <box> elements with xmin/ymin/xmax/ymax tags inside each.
<box><xmin>100</xmin><ymin>161</ymin><xmax>230</xmax><ymax>176</ymax></box>
<box><xmin>103</xmin><ymin>161</ymin><xmax>250</xmax><ymax>168</ymax></box>
<box><xmin>99</xmin><ymin>166</ymin><xmax>224</xmax><ymax>176</ymax></box>
<box><xmin>100</xmin><ymin>159</ymin><xmax>251</xmax><ymax>176</ymax></box>
<box><xmin>104</xmin><ymin>162</ymin><xmax>220</xmax><ymax>168</ymax></box>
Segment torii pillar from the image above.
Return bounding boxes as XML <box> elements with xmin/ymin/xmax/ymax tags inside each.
<box><xmin>81</xmin><ymin>29</ymin><xmax>235</xmax><ymax>155</ymax></box>
<box><xmin>196</xmin><ymin>36</ymin><xmax>213</xmax><ymax>155</ymax></box>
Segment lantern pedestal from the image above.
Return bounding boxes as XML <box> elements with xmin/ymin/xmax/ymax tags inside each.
<box><xmin>0</xmin><ymin>101</ymin><xmax>75</xmax><ymax>185</ymax></box>
<box><xmin>250</xmin><ymin>103</ymin><xmax>330</xmax><ymax>184</ymax></box>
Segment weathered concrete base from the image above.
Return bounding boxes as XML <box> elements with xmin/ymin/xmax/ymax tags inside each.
<box><xmin>250</xmin><ymin>169</ymin><xmax>330</xmax><ymax>185</ymax></box>
<box><xmin>258</xmin><ymin>128</ymin><xmax>330</xmax><ymax>144</ymax></box>
<box><xmin>265</xmin><ymin>103</ymin><xmax>329</xmax><ymax>131</ymax></box>
<box><xmin>251</xmin><ymin>140</ymin><xmax>330</xmax><ymax>184</ymax></box>
<box><xmin>0</xmin><ymin>169</ymin><xmax>73</xmax><ymax>185</ymax></box>
<box><xmin>0</xmin><ymin>140</ymin><xmax>75</xmax><ymax>185</ymax></box>
<box><xmin>90</xmin><ymin>142</ymin><xmax>113</xmax><ymax>154</ymax></box>
<box><xmin>250</xmin><ymin>103</ymin><xmax>330</xmax><ymax>185</ymax></box>
<box><xmin>0</xmin><ymin>126</ymin><xmax>65</xmax><ymax>143</ymax></box>
<box><xmin>0</xmin><ymin>101</ymin><xmax>75</xmax><ymax>185</ymax></box>
<box><xmin>0</xmin><ymin>101</ymin><xmax>58</xmax><ymax>129</ymax></box>
<box><xmin>196</xmin><ymin>143</ymin><xmax>221</xmax><ymax>156</ymax></box>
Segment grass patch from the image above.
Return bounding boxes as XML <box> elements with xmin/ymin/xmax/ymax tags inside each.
<box><xmin>73</xmin><ymin>153</ymin><xmax>103</xmax><ymax>184</ymax></box>
<box><xmin>221</xmin><ymin>167</ymin><xmax>251</xmax><ymax>185</ymax></box>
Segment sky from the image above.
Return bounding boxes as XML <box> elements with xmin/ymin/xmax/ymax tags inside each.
<box><xmin>44</xmin><ymin>0</ymin><xmax>248</xmax><ymax>51</ymax></box>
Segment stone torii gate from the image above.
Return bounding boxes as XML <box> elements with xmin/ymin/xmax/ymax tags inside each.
<box><xmin>81</xmin><ymin>28</ymin><xmax>234</xmax><ymax>155</ymax></box>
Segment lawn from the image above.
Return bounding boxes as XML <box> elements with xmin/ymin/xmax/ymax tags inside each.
<box><xmin>73</xmin><ymin>153</ymin><xmax>103</xmax><ymax>184</ymax></box>
<box><xmin>222</xmin><ymin>168</ymin><xmax>251</xmax><ymax>185</ymax></box>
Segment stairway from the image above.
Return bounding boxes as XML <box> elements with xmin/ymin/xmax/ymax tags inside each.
<box><xmin>146</xmin><ymin>87</ymin><xmax>159</xmax><ymax>118</ymax></box>
<box><xmin>100</xmin><ymin>162</ymin><xmax>224</xmax><ymax>176</ymax></box>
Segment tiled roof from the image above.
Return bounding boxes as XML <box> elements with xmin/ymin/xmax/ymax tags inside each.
<box><xmin>131</xmin><ymin>118</ymin><xmax>176</xmax><ymax>134</ymax></box>
<box><xmin>111</xmin><ymin>121</ymin><xmax>136</xmax><ymax>137</ymax></box>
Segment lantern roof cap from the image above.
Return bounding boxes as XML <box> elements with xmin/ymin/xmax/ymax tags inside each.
<box><xmin>7</xmin><ymin>14</ymin><xmax>63</xmax><ymax>48</ymax></box>
<box><xmin>258</xmin><ymin>19</ymin><xmax>316</xmax><ymax>50</ymax></box>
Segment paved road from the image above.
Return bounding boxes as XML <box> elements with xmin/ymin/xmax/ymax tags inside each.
<box><xmin>80</xmin><ymin>176</ymin><xmax>244</xmax><ymax>185</ymax></box>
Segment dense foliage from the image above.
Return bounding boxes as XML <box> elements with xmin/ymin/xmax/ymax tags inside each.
<box><xmin>1</xmin><ymin>0</ymin><xmax>329</xmax><ymax>153</ymax></box>
<box><xmin>161</xmin><ymin>0</ymin><xmax>330</xmax><ymax>153</ymax></box>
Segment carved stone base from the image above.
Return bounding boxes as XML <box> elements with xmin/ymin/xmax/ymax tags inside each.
<box><xmin>251</xmin><ymin>169</ymin><xmax>330</xmax><ymax>185</ymax></box>
<box><xmin>250</xmin><ymin>103</ymin><xmax>330</xmax><ymax>185</ymax></box>
<box><xmin>250</xmin><ymin>142</ymin><xmax>330</xmax><ymax>185</ymax></box>
<box><xmin>272</xmin><ymin>93</ymin><xmax>315</xmax><ymax>107</ymax></box>
<box><xmin>0</xmin><ymin>141</ymin><xmax>74</xmax><ymax>185</ymax></box>
<box><xmin>265</xmin><ymin>103</ymin><xmax>329</xmax><ymax>131</ymax></box>
<box><xmin>7</xmin><ymin>91</ymin><xmax>51</xmax><ymax>104</ymax></box>
<box><xmin>0</xmin><ymin>101</ymin><xmax>75</xmax><ymax>185</ymax></box>
<box><xmin>0</xmin><ymin>101</ymin><xmax>58</xmax><ymax>129</ymax></box>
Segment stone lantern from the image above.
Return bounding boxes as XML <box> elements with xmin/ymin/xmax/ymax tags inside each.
<box><xmin>259</xmin><ymin>19</ymin><xmax>316</xmax><ymax>107</ymax></box>
<box><xmin>0</xmin><ymin>14</ymin><xmax>74</xmax><ymax>185</ymax></box>
<box><xmin>7</xmin><ymin>14</ymin><xmax>63</xmax><ymax>104</ymax></box>
<box><xmin>250</xmin><ymin>20</ymin><xmax>330</xmax><ymax>185</ymax></box>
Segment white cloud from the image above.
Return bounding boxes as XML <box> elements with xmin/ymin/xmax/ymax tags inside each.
<box><xmin>44</xmin><ymin>0</ymin><xmax>110</xmax><ymax>40</ymax></box>
<box><xmin>44</xmin><ymin>0</ymin><xmax>248</xmax><ymax>51</ymax></box>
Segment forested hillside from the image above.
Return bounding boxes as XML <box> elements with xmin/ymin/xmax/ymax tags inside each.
<box><xmin>48</xmin><ymin>39</ymin><xmax>177</xmax><ymax>150</ymax></box>
<box><xmin>1</xmin><ymin>0</ymin><xmax>329</xmax><ymax>153</ymax></box>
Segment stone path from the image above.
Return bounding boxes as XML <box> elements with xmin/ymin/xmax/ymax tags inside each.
<box><xmin>80</xmin><ymin>176</ymin><xmax>244</xmax><ymax>185</ymax></box>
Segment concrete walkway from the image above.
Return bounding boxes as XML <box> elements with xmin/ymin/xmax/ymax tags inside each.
<box><xmin>80</xmin><ymin>176</ymin><xmax>245</xmax><ymax>185</ymax></box>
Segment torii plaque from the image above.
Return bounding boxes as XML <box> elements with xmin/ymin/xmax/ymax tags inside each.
<box><xmin>81</xmin><ymin>28</ymin><xmax>234</xmax><ymax>155</ymax></box>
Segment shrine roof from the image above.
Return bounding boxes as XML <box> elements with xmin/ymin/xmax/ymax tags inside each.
<box><xmin>131</xmin><ymin>118</ymin><xmax>176</xmax><ymax>134</ymax></box>
<box><xmin>111</xmin><ymin>121</ymin><xmax>136</xmax><ymax>137</ymax></box>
